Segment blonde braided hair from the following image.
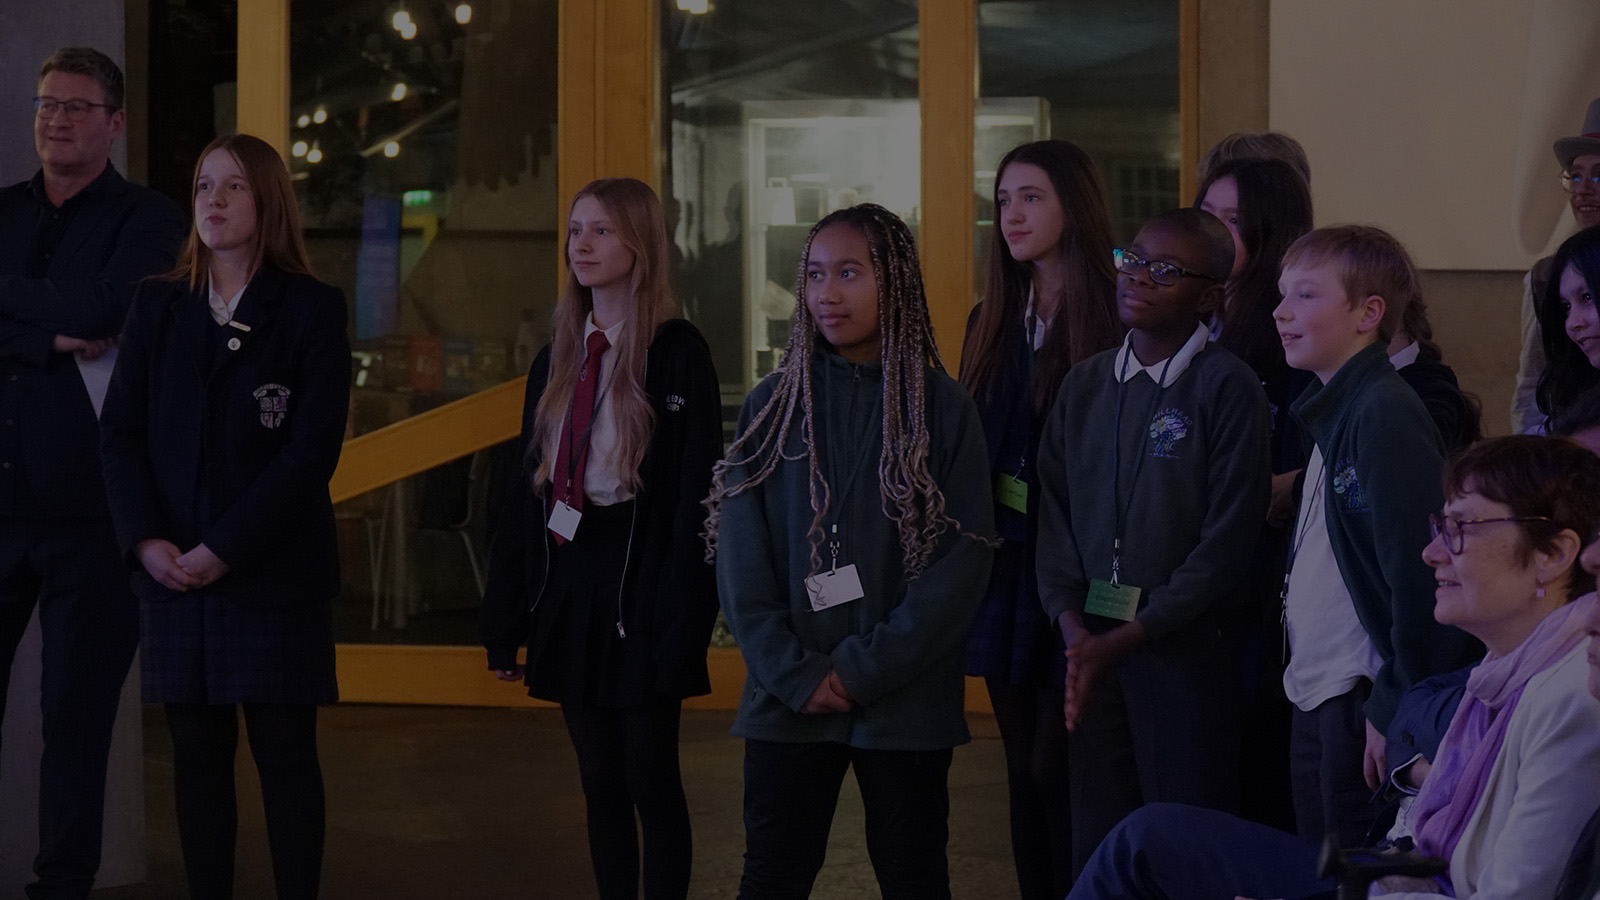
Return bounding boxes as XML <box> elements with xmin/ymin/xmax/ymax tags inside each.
<box><xmin>702</xmin><ymin>203</ymin><xmax>981</xmax><ymax>578</ymax></box>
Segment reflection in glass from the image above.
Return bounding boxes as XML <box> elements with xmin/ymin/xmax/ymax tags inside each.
<box><xmin>291</xmin><ymin>1</ymin><xmax>556</xmax><ymax>643</ymax></box>
<box><xmin>976</xmin><ymin>0</ymin><xmax>1181</xmax><ymax>286</ymax></box>
<box><xmin>662</xmin><ymin>0</ymin><xmax>920</xmax><ymax>428</ymax></box>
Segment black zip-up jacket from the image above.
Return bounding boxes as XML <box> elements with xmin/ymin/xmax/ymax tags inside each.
<box><xmin>480</xmin><ymin>318</ymin><xmax>723</xmax><ymax>698</ymax></box>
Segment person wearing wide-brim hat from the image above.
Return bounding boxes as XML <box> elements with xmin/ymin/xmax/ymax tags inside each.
<box><xmin>1514</xmin><ymin>97</ymin><xmax>1600</xmax><ymax>434</ymax></box>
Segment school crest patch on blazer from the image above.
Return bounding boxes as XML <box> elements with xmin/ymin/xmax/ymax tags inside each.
<box><xmin>253</xmin><ymin>383</ymin><xmax>291</xmax><ymax>429</ymax></box>
<box><xmin>1147</xmin><ymin>408</ymin><xmax>1191</xmax><ymax>459</ymax></box>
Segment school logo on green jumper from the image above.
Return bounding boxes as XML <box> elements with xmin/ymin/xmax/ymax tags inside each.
<box><xmin>1147</xmin><ymin>409</ymin><xmax>1191</xmax><ymax>459</ymax></box>
<box><xmin>1333</xmin><ymin>457</ymin><xmax>1368</xmax><ymax>511</ymax></box>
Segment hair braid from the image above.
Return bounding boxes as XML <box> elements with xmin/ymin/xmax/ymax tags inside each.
<box><xmin>702</xmin><ymin>203</ymin><xmax>988</xmax><ymax>578</ymax></box>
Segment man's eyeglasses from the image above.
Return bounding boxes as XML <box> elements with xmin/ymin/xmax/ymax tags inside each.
<box><xmin>1112</xmin><ymin>248</ymin><xmax>1217</xmax><ymax>287</ymax></box>
<box><xmin>1559</xmin><ymin>170</ymin><xmax>1600</xmax><ymax>192</ymax></box>
<box><xmin>1428</xmin><ymin>512</ymin><xmax>1552</xmax><ymax>555</ymax></box>
<box><xmin>32</xmin><ymin>96</ymin><xmax>119</xmax><ymax>122</ymax></box>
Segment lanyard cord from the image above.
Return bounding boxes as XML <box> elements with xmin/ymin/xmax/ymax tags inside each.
<box><xmin>1281</xmin><ymin>454</ymin><xmax>1329</xmax><ymax>601</ymax></box>
<box><xmin>820</xmin><ymin>359</ymin><xmax>882</xmax><ymax>569</ymax></box>
<box><xmin>1279</xmin><ymin>453</ymin><xmax>1328</xmax><ymax>662</ymax></box>
<box><xmin>1110</xmin><ymin>349</ymin><xmax>1176</xmax><ymax>584</ymax></box>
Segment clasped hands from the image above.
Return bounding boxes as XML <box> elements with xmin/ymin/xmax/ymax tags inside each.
<box><xmin>801</xmin><ymin>669</ymin><xmax>855</xmax><ymax>714</ymax></box>
<box><xmin>53</xmin><ymin>334</ymin><xmax>116</xmax><ymax>360</ymax></box>
<box><xmin>136</xmin><ymin>539</ymin><xmax>229</xmax><ymax>591</ymax></box>
<box><xmin>1059</xmin><ymin>612</ymin><xmax>1146</xmax><ymax>731</ymax></box>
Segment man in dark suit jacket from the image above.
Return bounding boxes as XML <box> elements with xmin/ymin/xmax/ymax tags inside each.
<box><xmin>0</xmin><ymin>47</ymin><xmax>184</xmax><ymax>900</ymax></box>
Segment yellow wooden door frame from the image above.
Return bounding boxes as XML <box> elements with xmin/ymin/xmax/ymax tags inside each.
<box><xmin>232</xmin><ymin>0</ymin><xmax>1196</xmax><ymax>709</ymax></box>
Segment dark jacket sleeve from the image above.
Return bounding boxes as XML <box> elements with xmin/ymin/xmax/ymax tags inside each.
<box><xmin>0</xmin><ymin>185</ymin><xmax>185</xmax><ymax>339</ymax></box>
<box><xmin>828</xmin><ymin>388</ymin><xmax>996</xmax><ymax>707</ymax></box>
<box><xmin>1036</xmin><ymin>371</ymin><xmax>1088</xmax><ymax>622</ymax></box>
<box><xmin>1135</xmin><ymin>364</ymin><xmax>1271</xmax><ymax>640</ymax></box>
<box><xmin>203</xmin><ymin>286</ymin><xmax>351</xmax><ymax>569</ymax></box>
<box><xmin>649</xmin><ymin>325</ymin><xmax>724</xmax><ymax>693</ymax></box>
<box><xmin>716</xmin><ymin>384</ymin><xmax>837</xmax><ymax>712</ymax></box>
<box><xmin>480</xmin><ymin>350</ymin><xmax>549</xmax><ymax>670</ymax></box>
<box><xmin>1352</xmin><ymin>402</ymin><xmax>1459</xmax><ymax>731</ymax></box>
<box><xmin>0</xmin><ymin>320</ymin><xmax>52</xmax><ymax>367</ymax></box>
<box><xmin>100</xmin><ymin>281</ymin><xmax>178</xmax><ymax>560</ymax></box>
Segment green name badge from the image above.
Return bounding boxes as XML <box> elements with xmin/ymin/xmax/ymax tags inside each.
<box><xmin>995</xmin><ymin>473</ymin><xmax>1028</xmax><ymax>514</ymax></box>
<box><xmin>1085</xmin><ymin>579</ymin><xmax>1141</xmax><ymax>621</ymax></box>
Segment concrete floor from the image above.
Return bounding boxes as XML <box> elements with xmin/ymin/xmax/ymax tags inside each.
<box><xmin>95</xmin><ymin>705</ymin><xmax>1014</xmax><ymax>900</ymax></box>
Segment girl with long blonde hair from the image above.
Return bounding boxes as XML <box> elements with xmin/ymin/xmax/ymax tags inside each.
<box><xmin>480</xmin><ymin>177</ymin><xmax>723</xmax><ymax>900</ymax></box>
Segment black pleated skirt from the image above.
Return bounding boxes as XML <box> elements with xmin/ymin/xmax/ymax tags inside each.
<box><xmin>524</xmin><ymin>499</ymin><xmax>654</xmax><ymax>709</ymax></box>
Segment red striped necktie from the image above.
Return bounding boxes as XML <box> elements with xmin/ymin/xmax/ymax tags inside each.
<box><xmin>550</xmin><ymin>328</ymin><xmax>611</xmax><ymax>543</ymax></box>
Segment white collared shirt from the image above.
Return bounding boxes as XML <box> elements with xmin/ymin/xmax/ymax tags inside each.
<box><xmin>558</xmin><ymin>313</ymin><xmax>632</xmax><ymax>504</ymax></box>
<box><xmin>1111</xmin><ymin>321</ymin><xmax>1210</xmax><ymax>387</ymax></box>
<box><xmin>1389</xmin><ymin>340</ymin><xmax>1421</xmax><ymax>371</ymax></box>
<box><xmin>207</xmin><ymin>273</ymin><xmax>246</xmax><ymax>325</ymax></box>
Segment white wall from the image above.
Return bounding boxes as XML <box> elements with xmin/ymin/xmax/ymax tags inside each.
<box><xmin>1270</xmin><ymin>0</ymin><xmax>1600</xmax><ymax>270</ymax></box>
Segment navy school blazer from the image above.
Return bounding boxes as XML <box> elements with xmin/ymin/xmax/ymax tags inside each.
<box><xmin>100</xmin><ymin>265</ymin><xmax>351</xmax><ymax>607</ymax></box>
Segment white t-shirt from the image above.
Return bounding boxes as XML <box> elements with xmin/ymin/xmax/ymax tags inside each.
<box><xmin>1282</xmin><ymin>447</ymin><xmax>1384</xmax><ymax>711</ymax></box>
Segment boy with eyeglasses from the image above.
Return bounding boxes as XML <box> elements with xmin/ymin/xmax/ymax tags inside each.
<box><xmin>1513</xmin><ymin>97</ymin><xmax>1600</xmax><ymax>434</ymax></box>
<box><xmin>1273</xmin><ymin>225</ymin><xmax>1481</xmax><ymax>850</ymax></box>
<box><xmin>1036</xmin><ymin>208</ymin><xmax>1270</xmax><ymax>872</ymax></box>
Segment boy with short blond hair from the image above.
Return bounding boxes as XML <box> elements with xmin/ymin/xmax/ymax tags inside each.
<box><xmin>1274</xmin><ymin>224</ymin><xmax>1479</xmax><ymax>847</ymax></box>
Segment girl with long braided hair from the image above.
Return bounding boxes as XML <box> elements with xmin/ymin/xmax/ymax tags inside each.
<box><xmin>704</xmin><ymin>203</ymin><xmax>996</xmax><ymax>900</ymax></box>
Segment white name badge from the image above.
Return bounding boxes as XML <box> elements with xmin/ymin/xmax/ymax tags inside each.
<box><xmin>548</xmin><ymin>500</ymin><xmax>582</xmax><ymax>541</ymax></box>
<box><xmin>805</xmin><ymin>565</ymin><xmax>864</xmax><ymax>612</ymax></box>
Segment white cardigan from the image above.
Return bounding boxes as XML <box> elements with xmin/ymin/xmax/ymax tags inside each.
<box><xmin>1383</xmin><ymin>643</ymin><xmax>1600</xmax><ymax>900</ymax></box>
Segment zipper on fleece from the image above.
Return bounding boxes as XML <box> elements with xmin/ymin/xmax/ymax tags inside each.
<box><xmin>527</xmin><ymin>492</ymin><xmax>552</xmax><ymax>613</ymax></box>
<box><xmin>614</xmin><ymin>501</ymin><xmax>639</xmax><ymax>637</ymax></box>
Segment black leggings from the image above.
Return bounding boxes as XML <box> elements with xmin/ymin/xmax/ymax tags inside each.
<box><xmin>165</xmin><ymin>702</ymin><xmax>324</xmax><ymax>900</ymax></box>
<box><xmin>561</xmin><ymin>698</ymin><xmax>692</xmax><ymax>900</ymax></box>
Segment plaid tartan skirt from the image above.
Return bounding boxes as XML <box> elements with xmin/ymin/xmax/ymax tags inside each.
<box><xmin>141</xmin><ymin>589</ymin><xmax>337</xmax><ymax>706</ymax></box>
<box><xmin>963</xmin><ymin>537</ymin><xmax>1064</xmax><ymax>688</ymax></box>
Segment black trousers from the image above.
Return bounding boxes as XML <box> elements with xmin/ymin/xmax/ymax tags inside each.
<box><xmin>561</xmin><ymin>698</ymin><xmax>692</xmax><ymax>900</ymax></box>
<box><xmin>737</xmin><ymin>739</ymin><xmax>954</xmax><ymax>900</ymax></box>
<box><xmin>0</xmin><ymin>516</ymin><xmax>138</xmax><ymax>900</ymax></box>
<box><xmin>1288</xmin><ymin>681</ymin><xmax>1379</xmax><ymax>848</ymax></box>
<box><xmin>164</xmin><ymin>703</ymin><xmax>325</xmax><ymax>900</ymax></box>
<box><xmin>1066</xmin><ymin>625</ymin><xmax>1240</xmax><ymax>875</ymax></box>
<box><xmin>986</xmin><ymin>677</ymin><xmax>1073</xmax><ymax>900</ymax></box>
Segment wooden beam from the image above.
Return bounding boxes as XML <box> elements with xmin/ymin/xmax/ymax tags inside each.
<box><xmin>236</xmin><ymin>0</ymin><xmax>289</xmax><ymax>156</ymax></box>
<box><xmin>329</xmin><ymin>378</ymin><xmax>527</xmax><ymax>504</ymax></box>
<box><xmin>919</xmin><ymin>0</ymin><xmax>978</xmax><ymax>369</ymax></box>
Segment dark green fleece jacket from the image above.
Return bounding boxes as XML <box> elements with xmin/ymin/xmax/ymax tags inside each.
<box><xmin>716</xmin><ymin>349</ymin><xmax>996</xmax><ymax>750</ymax></box>
<box><xmin>1290</xmin><ymin>342</ymin><xmax>1482</xmax><ymax>731</ymax></box>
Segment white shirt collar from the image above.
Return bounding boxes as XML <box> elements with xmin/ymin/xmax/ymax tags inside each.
<box><xmin>1113</xmin><ymin>322</ymin><xmax>1210</xmax><ymax>387</ymax></box>
<box><xmin>206</xmin><ymin>271</ymin><xmax>247</xmax><ymax>324</ymax></box>
<box><xmin>1389</xmin><ymin>340</ymin><xmax>1421</xmax><ymax>370</ymax></box>
<box><xmin>583</xmin><ymin>312</ymin><xmax>626</xmax><ymax>347</ymax></box>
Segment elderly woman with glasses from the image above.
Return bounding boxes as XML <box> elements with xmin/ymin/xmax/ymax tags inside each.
<box><xmin>1064</xmin><ymin>435</ymin><xmax>1600</xmax><ymax>900</ymax></box>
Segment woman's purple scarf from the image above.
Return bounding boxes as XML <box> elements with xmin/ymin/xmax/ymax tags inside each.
<box><xmin>1410</xmin><ymin>592</ymin><xmax>1597</xmax><ymax>885</ymax></box>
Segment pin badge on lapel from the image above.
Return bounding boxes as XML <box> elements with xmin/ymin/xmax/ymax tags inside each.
<box><xmin>227</xmin><ymin>337</ymin><xmax>242</xmax><ymax>351</ymax></box>
<box><xmin>253</xmin><ymin>383</ymin><xmax>291</xmax><ymax>428</ymax></box>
